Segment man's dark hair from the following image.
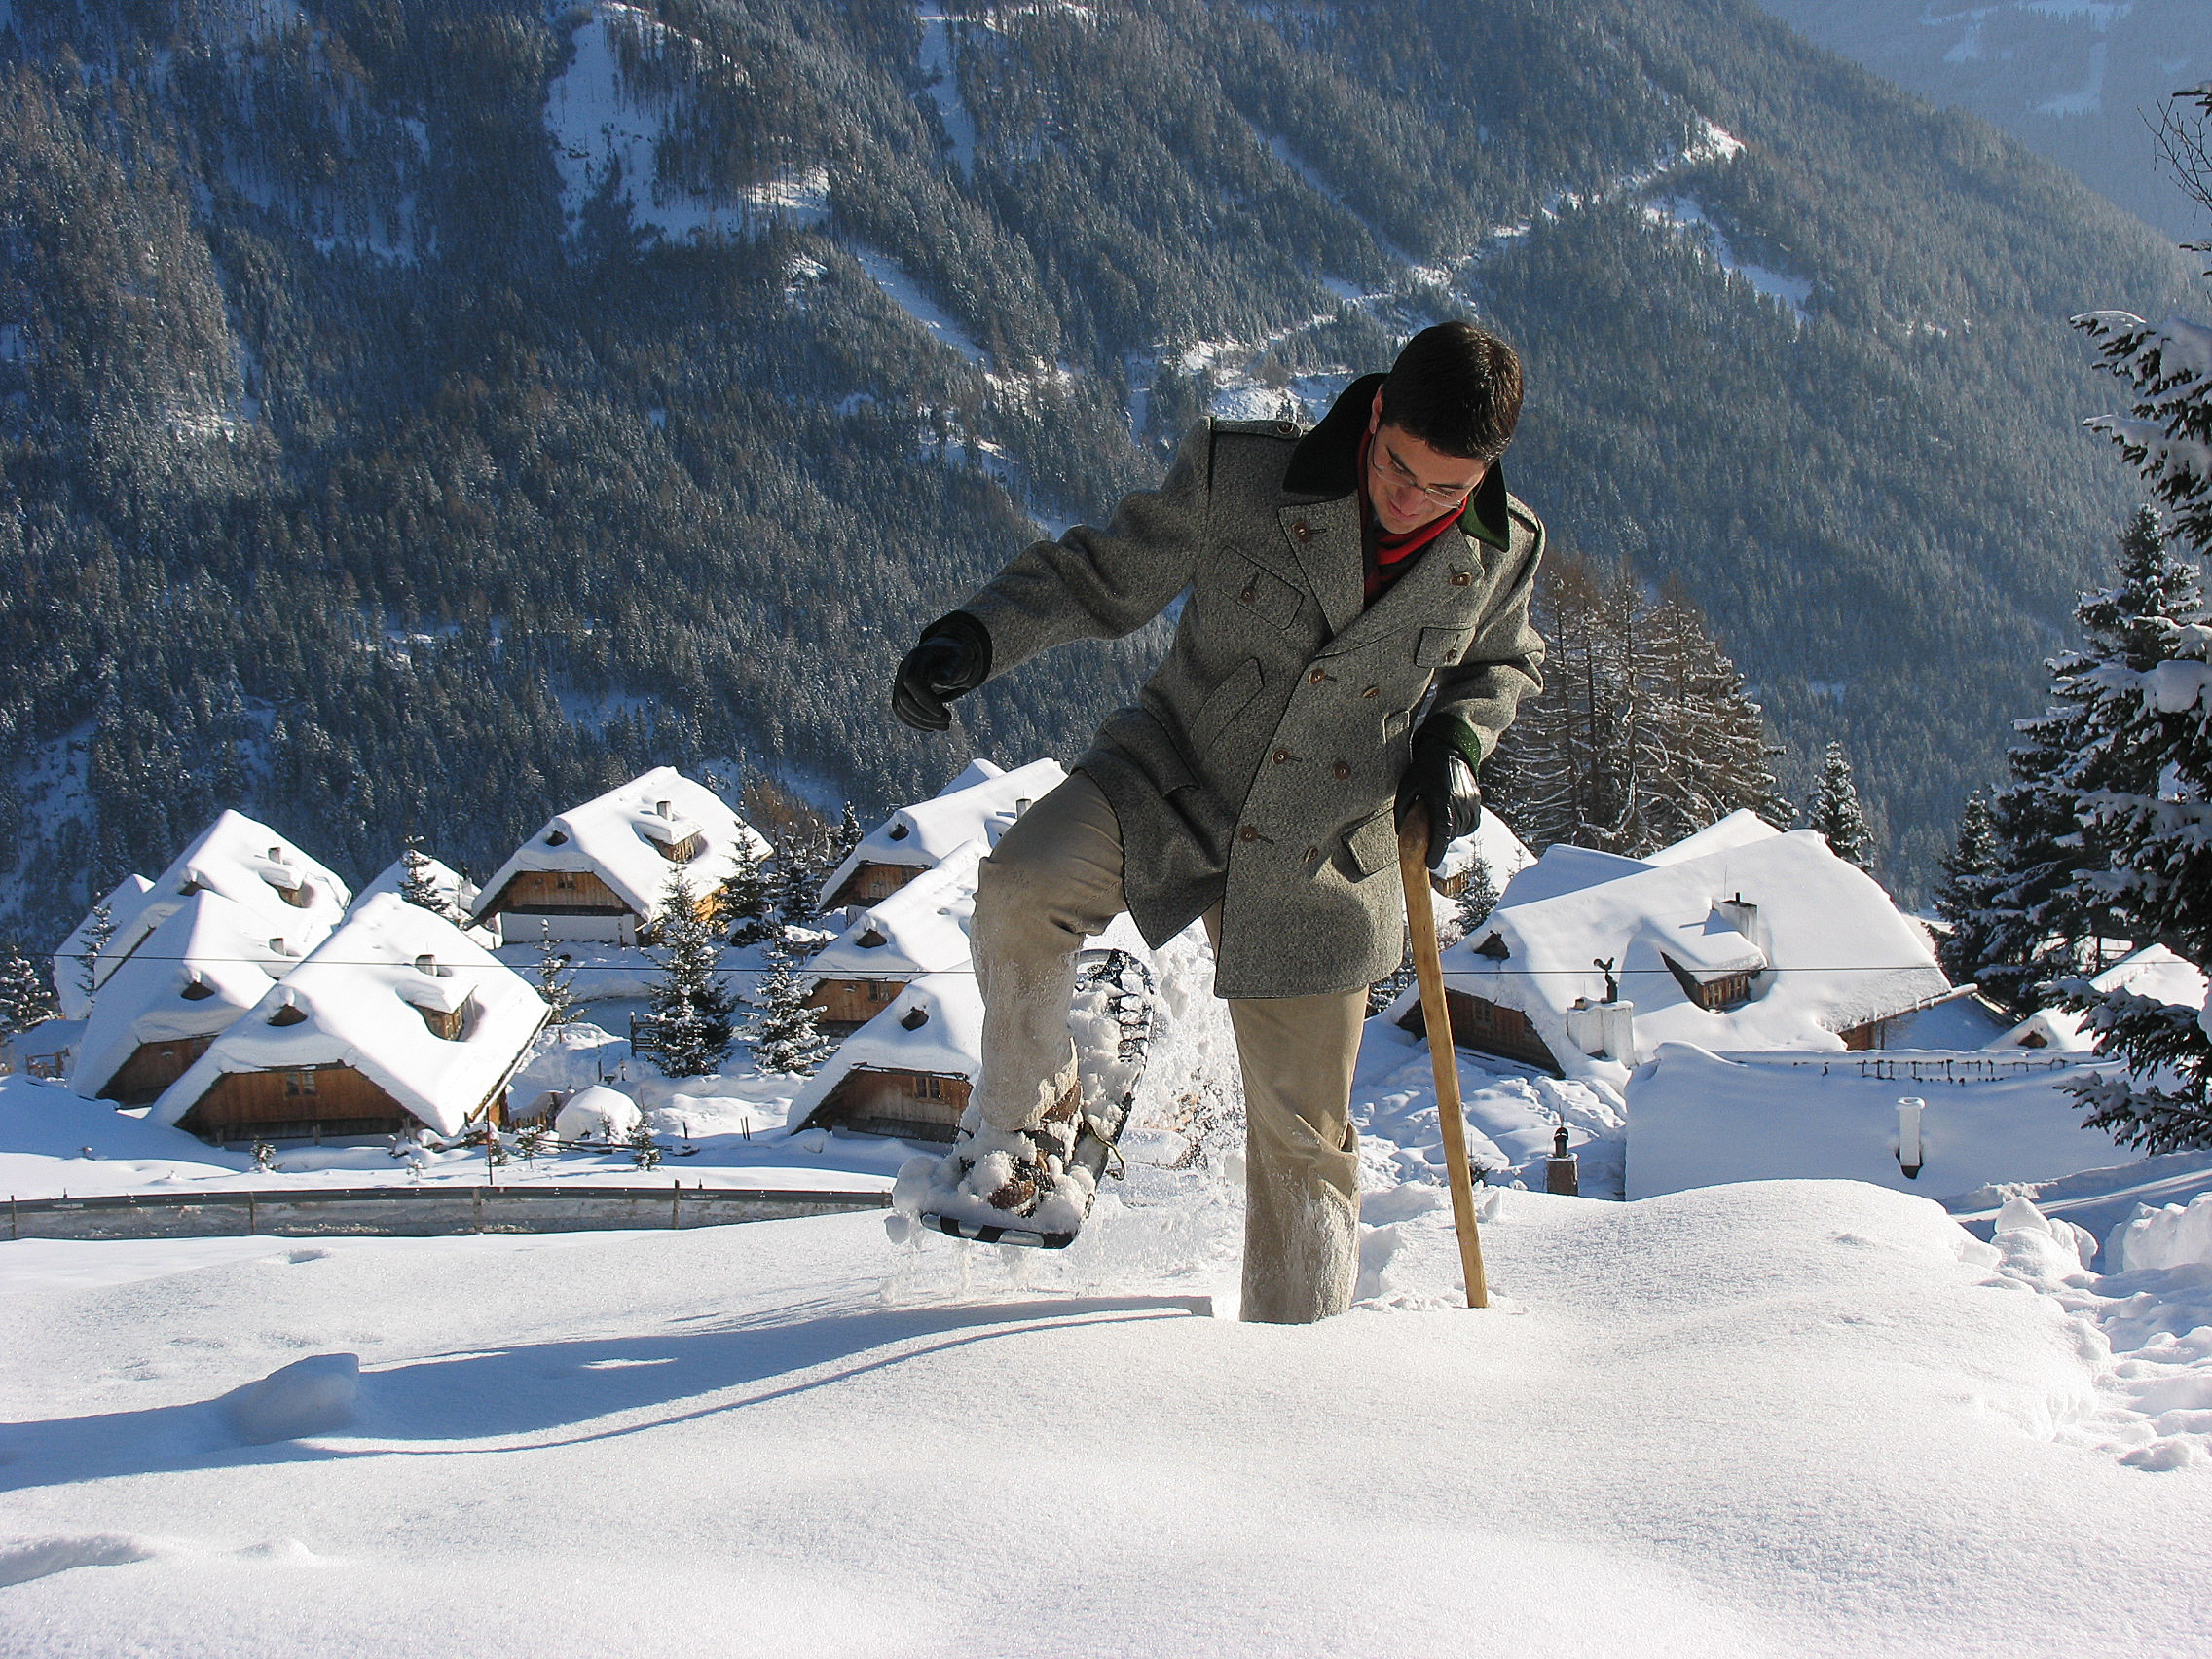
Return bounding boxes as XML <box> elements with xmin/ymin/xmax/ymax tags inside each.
<box><xmin>1378</xmin><ymin>321</ymin><xmax>1523</xmax><ymax>461</ymax></box>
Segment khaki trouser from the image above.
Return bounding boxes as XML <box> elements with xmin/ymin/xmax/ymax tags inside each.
<box><xmin>971</xmin><ymin>771</ymin><xmax>1365</xmax><ymax>1323</ymax></box>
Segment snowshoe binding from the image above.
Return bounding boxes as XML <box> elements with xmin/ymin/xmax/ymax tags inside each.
<box><xmin>897</xmin><ymin>949</ymin><xmax>1157</xmax><ymax>1250</ymax></box>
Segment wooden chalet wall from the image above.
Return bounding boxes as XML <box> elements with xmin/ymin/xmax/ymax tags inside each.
<box><xmin>802</xmin><ymin>977</ymin><xmax>905</xmax><ymax>1035</ymax></box>
<box><xmin>485</xmin><ymin>868</ymin><xmax>631</xmax><ymax>917</ymax></box>
<box><xmin>809</xmin><ymin>1066</ymin><xmax>970</xmax><ymax>1143</ymax></box>
<box><xmin>174</xmin><ymin>1064</ymin><xmax>496</xmax><ymax>1143</ymax></box>
<box><xmin>824</xmin><ymin>862</ymin><xmax>924</xmax><ymax>911</ymax></box>
<box><xmin>1399</xmin><ymin>988</ymin><xmax>1563</xmax><ymax>1075</ymax></box>
<box><xmin>101</xmin><ymin>1035</ymin><xmax>214</xmax><ymax>1106</ymax></box>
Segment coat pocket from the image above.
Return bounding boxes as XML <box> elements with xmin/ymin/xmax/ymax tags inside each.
<box><xmin>1188</xmin><ymin>656</ymin><xmax>1264</xmax><ymax>757</ymax></box>
<box><xmin>1339</xmin><ymin>804</ymin><xmax>1400</xmax><ymax>880</ymax></box>
<box><xmin>1232</xmin><ymin>560</ymin><xmax>1307</xmax><ymax>637</ymax></box>
<box><xmin>1417</xmin><ymin>624</ymin><xmax>1477</xmax><ymax>667</ymax></box>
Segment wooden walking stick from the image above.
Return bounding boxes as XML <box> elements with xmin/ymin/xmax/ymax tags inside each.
<box><xmin>1399</xmin><ymin>809</ymin><xmax>1492</xmax><ymax>1309</ymax></box>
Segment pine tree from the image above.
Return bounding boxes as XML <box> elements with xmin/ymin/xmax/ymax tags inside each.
<box><xmin>714</xmin><ymin>856</ymin><xmax>778</xmax><ymax>947</ymax></box>
<box><xmin>1805</xmin><ymin>742</ymin><xmax>1875</xmax><ymax>871</ymax></box>
<box><xmin>624</xmin><ymin>1118</ymin><xmax>663</xmax><ymax>1170</ymax></box>
<box><xmin>534</xmin><ymin>922</ymin><xmax>578</xmax><ymax>1029</ymax></box>
<box><xmin>774</xmin><ymin>836</ymin><xmax>824</xmax><ymax>929</ymax></box>
<box><xmin>1979</xmin><ymin>508</ymin><xmax>2202</xmax><ymax>1011</ymax></box>
<box><xmin>397</xmin><ymin>835</ymin><xmax>452</xmax><ymax>919</ymax></box>
<box><xmin>1933</xmin><ymin>792</ymin><xmax>2005</xmax><ymax>989</ymax></box>
<box><xmin>1456</xmin><ymin>855</ymin><xmax>1501</xmax><ymax>939</ymax></box>
<box><xmin>632</xmin><ymin>870</ymin><xmax>736</xmax><ymax>1079</ymax></box>
<box><xmin>76</xmin><ymin>902</ymin><xmax>116</xmax><ymax>1001</ymax></box>
<box><xmin>742</xmin><ymin>929</ymin><xmax>835</xmax><ymax>1076</ymax></box>
<box><xmin>0</xmin><ymin>943</ymin><xmax>61</xmax><ymax>1039</ymax></box>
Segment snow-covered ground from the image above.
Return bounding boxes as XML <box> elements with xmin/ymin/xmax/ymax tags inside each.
<box><xmin>6</xmin><ymin>1174</ymin><xmax>2212</xmax><ymax>1654</ymax></box>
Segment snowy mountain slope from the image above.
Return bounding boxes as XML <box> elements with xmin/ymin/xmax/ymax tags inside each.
<box><xmin>1751</xmin><ymin>0</ymin><xmax>2212</xmax><ymax>241</ymax></box>
<box><xmin>2</xmin><ymin>1182</ymin><xmax>2210</xmax><ymax>1655</ymax></box>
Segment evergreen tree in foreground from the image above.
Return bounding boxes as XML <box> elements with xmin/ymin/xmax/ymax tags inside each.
<box><xmin>713</xmin><ymin>855</ymin><xmax>779</xmax><ymax>948</ymax></box>
<box><xmin>533</xmin><ymin>922</ymin><xmax>579</xmax><ymax>1030</ymax></box>
<box><xmin>2061</xmin><ymin>292</ymin><xmax>2212</xmax><ymax>1148</ymax></box>
<box><xmin>743</xmin><ymin>930</ymin><xmax>835</xmax><ymax>1077</ymax></box>
<box><xmin>397</xmin><ymin>836</ymin><xmax>456</xmax><ymax>920</ymax></box>
<box><xmin>633</xmin><ymin>871</ymin><xmax>736</xmax><ymax>1080</ymax></box>
<box><xmin>0</xmin><ymin>943</ymin><xmax>60</xmax><ymax>1039</ymax></box>
<box><xmin>1805</xmin><ymin>742</ymin><xmax>1876</xmax><ymax>872</ymax></box>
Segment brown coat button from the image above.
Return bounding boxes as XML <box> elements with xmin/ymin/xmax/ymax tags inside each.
<box><xmin>1238</xmin><ymin>825</ymin><xmax>1259</xmax><ymax>842</ymax></box>
<box><xmin>1451</xmin><ymin>570</ymin><xmax>1472</xmax><ymax>586</ymax></box>
<box><xmin>1292</xmin><ymin>520</ymin><xmax>1311</xmax><ymax>542</ymax></box>
<box><xmin>1273</xmin><ymin>748</ymin><xmax>1291</xmax><ymax>764</ymax></box>
<box><xmin>1240</xmin><ymin>585</ymin><xmax>1256</xmax><ymax>604</ymax></box>
<box><xmin>1333</xmin><ymin>761</ymin><xmax>1351</xmax><ymax>780</ymax></box>
<box><xmin>1309</xmin><ymin>668</ymin><xmax>1327</xmax><ymax>684</ymax></box>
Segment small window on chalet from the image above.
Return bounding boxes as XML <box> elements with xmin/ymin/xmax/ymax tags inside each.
<box><xmin>545</xmin><ymin>830</ymin><xmax>569</xmax><ymax>846</ymax></box>
<box><xmin>284</xmin><ymin>1069</ymin><xmax>318</xmax><ymax>1096</ymax></box>
<box><xmin>857</xmin><ymin>927</ymin><xmax>887</xmax><ymax>949</ymax></box>
<box><xmin>1474</xmin><ymin>932</ymin><xmax>1510</xmax><ymax>960</ymax></box>
<box><xmin>180</xmin><ymin>977</ymin><xmax>216</xmax><ymax>1001</ymax></box>
<box><xmin>901</xmin><ymin>1005</ymin><xmax>929</xmax><ymax>1030</ymax></box>
<box><xmin>888</xmin><ymin>824</ymin><xmax>909</xmax><ymax>840</ymax></box>
<box><xmin>270</xmin><ymin>878</ymin><xmax>313</xmax><ymax>908</ymax></box>
<box><xmin>915</xmin><ymin>1074</ymin><xmax>944</xmax><ymax>1098</ymax></box>
<box><xmin>555</xmin><ymin>870</ymin><xmax>579</xmax><ymax>891</ymax></box>
<box><xmin>269</xmin><ymin>1003</ymin><xmax>309</xmax><ymax>1027</ymax></box>
<box><xmin>419</xmin><ymin>1002</ymin><xmax>467</xmax><ymax>1041</ymax></box>
<box><xmin>869</xmin><ymin>979</ymin><xmax>896</xmax><ymax>1003</ymax></box>
<box><xmin>1662</xmin><ymin>955</ymin><xmax>1753</xmax><ymax>1012</ymax></box>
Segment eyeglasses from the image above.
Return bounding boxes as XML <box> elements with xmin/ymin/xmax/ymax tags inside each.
<box><xmin>1370</xmin><ymin>438</ymin><xmax>1483</xmax><ymax>505</ymax></box>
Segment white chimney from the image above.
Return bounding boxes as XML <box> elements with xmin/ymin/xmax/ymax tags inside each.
<box><xmin>1898</xmin><ymin>1097</ymin><xmax>1924</xmax><ymax>1178</ymax></box>
<box><xmin>414</xmin><ymin>952</ymin><xmax>439</xmax><ymax>977</ymax></box>
<box><xmin>654</xmin><ymin>799</ymin><xmax>672</xmax><ymax>818</ymax></box>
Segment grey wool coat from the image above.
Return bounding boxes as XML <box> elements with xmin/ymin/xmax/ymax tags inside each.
<box><xmin>955</xmin><ymin>375</ymin><xmax>1547</xmax><ymax>999</ymax></box>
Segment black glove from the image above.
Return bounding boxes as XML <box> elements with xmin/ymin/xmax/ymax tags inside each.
<box><xmin>891</xmin><ymin>611</ymin><xmax>992</xmax><ymax>732</ymax></box>
<box><xmin>1395</xmin><ymin>721</ymin><xmax>1484</xmax><ymax>870</ymax></box>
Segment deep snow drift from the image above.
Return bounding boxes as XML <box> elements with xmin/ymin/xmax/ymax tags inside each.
<box><xmin>4</xmin><ymin>1176</ymin><xmax>2212</xmax><ymax>1656</ymax></box>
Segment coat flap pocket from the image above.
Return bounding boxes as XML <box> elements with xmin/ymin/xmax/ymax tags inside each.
<box><xmin>1417</xmin><ymin>625</ymin><xmax>1477</xmax><ymax>667</ymax></box>
<box><xmin>1188</xmin><ymin>656</ymin><xmax>1265</xmax><ymax>757</ymax></box>
<box><xmin>1234</xmin><ymin>560</ymin><xmax>1307</xmax><ymax>636</ymax></box>
<box><xmin>1342</xmin><ymin>805</ymin><xmax>1400</xmax><ymax>880</ymax></box>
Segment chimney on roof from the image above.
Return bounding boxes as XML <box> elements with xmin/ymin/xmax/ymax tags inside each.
<box><xmin>654</xmin><ymin>799</ymin><xmax>672</xmax><ymax>818</ymax></box>
<box><xmin>414</xmin><ymin>952</ymin><xmax>440</xmax><ymax>977</ymax></box>
<box><xmin>1014</xmin><ymin>798</ymin><xmax>1031</xmax><ymax>818</ymax></box>
<box><xmin>269</xmin><ymin>937</ymin><xmax>291</xmax><ymax>956</ymax></box>
<box><xmin>1717</xmin><ymin>893</ymin><xmax>1759</xmax><ymax>940</ymax></box>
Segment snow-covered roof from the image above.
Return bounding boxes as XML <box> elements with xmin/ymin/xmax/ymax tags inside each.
<box><xmin>1435</xmin><ymin>812</ymin><xmax>1536</xmax><ymax>889</ymax></box>
<box><xmin>1988</xmin><ymin>946</ymin><xmax>2210</xmax><ymax>1053</ymax></box>
<box><xmin>1420</xmin><ymin>826</ymin><xmax>1949</xmax><ymax>1086</ymax></box>
<box><xmin>805</xmin><ymin>842</ymin><xmax>983</xmax><ymax>983</ymax></box>
<box><xmin>355</xmin><ymin>852</ymin><xmax>498</xmax><ymax>946</ymax></box>
<box><xmin>72</xmin><ymin>892</ymin><xmax>303</xmax><ymax>1100</ymax></box>
<box><xmin>474</xmin><ymin>767</ymin><xmax>771</xmax><ymax>925</ymax></box>
<box><xmin>1641</xmin><ymin>808</ymin><xmax>1784</xmax><ymax>867</ymax></box>
<box><xmin>67</xmin><ymin>814</ymin><xmax>351</xmax><ymax>1012</ymax></box>
<box><xmin>152</xmin><ymin>894</ymin><xmax>550</xmax><ymax>1139</ymax></box>
<box><xmin>53</xmin><ymin>875</ymin><xmax>157</xmax><ymax>1019</ymax></box>
<box><xmin>788</xmin><ymin>972</ymin><xmax>983</xmax><ymax>1129</ymax></box>
<box><xmin>818</xmin><ymin>756</ymin><xmax>1067</xmax><ymax>907</ymax></box>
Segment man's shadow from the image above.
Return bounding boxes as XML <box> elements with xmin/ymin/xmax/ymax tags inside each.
<box><xmin>0</xmin><ymin>1294</ymin><xmax>1204</xmax><ymax>1493</ymax></box>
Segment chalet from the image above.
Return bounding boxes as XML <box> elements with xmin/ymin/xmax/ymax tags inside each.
<box><xmin>354</xmin><ymin>850</ymin><xmax>499</xmax><ymax>946</ymax></box>
<box><xmin>471</xmin><ymin>767</ymin><xmax>772</xmax><ymax>945</ymax></box>
<box><xmin>1394</xmin><ymin>812</ymin><xmax>1952</xmax><ymax>1083</ymax></box>
<box><xmin>801</xmin><ymin>842</ymin><xmax>982</xmax><ymax>1036</ymax></box>
<box><xmin>788</xmin><ymin>974</ymin><xmax>981</xmax><ymax>1144</ymax></box>
<box><xmin>817</xmin><ymin>756</ymin><xmax>1066</xmax><ymax>913</ymax></box>
<box><xmin>71</xmin><ymin>891</ymin><xmax>310</xmax><ymax>1106</ymax></box>
<box><xmin>1991</xmin><ymin>946</ymin><xmax>2207</xmax><ymax>1052</ymax></box>
<box><xmin>1433</xmin><ymin>815</ymin><xmax>1534</xmax><ymax>903</ymax></box>
<box><xmin>152</xmin><ymin>894</ymin><xmax>550</xmax><ymax>1144</ymax></box>
<box><xmin>55</xmin><ymin>814</ymin><xmax>350</xmax><ymax>1015</ymax></box>
<box><xmin>54</xmin><ymin>875</ymin><xmax>155</xmax><ymax>1020</ymax></box>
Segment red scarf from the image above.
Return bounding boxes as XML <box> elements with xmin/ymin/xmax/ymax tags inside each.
<box><xmin>1358</xmin><ymin>431</ymin><xmax>1463</xmax><ymax>602</ymax></box>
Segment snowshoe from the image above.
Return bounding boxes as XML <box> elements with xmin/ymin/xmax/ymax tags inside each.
<box><xmin>897</xmin><ymin>949</ymin><xmax>1156</xmax><ymax>1250</ymax></box>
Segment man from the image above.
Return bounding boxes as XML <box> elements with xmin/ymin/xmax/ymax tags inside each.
<box><xmin>891</xmin><ymin>321</ymin><xmax>1545</xmax><ymax>1323</ymax></box>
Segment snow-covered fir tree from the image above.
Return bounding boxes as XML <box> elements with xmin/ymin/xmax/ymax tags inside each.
<box><xmin>2060</xmin><ymin>297</ymin><xmax>2212</xmax><ymax>1148</ymax></box>
<box><xmin>0</xmin><ymin>944</ymin><xmax>60</xmax><ymax>1039</ymax></box>
<box><xmin>1456</xmin><ymin>855</ymin><xmax>1501</xmax><ymax>940</ymax></box>
<box><xmin>1932</xmin><ymin>792</ymin><xmax>2005</xmax><ymax>989</ymax></box>
<box><xmin>632</xmin><ymin>870</ymin><xmax>736</xmax><ymax>1079</ymax></box>
<box><xmin>1976</xmin><ymin>508</ymin><xmax>2203</xmax><ymax>1012</ymax></box>
<box><xmin>713</xmin><ymin>857</ymin><xmax>779</xmax><ymax>948</ymax></box>
<box><xmin>742</xmin><ymin>929</ymin><xmax>835</xmax><ymax>1076</ymax></box>
<box><xmin>533</xmin><ymin>922</ymin><xmax>579</xmax><ymax>1029</ymax></box>
<box><xmin>1805</xmin><ymin>742</ymin><xmax>1875</xmax><ymax>871</ymax></box>
<box><xmin>773</xmin><ymin>837</ymin><xmax>824</xmax><ymax>929</ymax></box>
<box><xmin>75</xmin><ymin>903</ymin><xmax>115</xmax><ymax>1000</ymax></box>
<box><xmin>397</xmin><ymin>836</ymin><xmax>455</xmax><ymax>919</ymax></box>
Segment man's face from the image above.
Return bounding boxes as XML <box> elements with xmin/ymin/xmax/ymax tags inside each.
<box><xmin>1366</xmin><ymin>388</ymin><xmax>1487</xmax><ymax>535</ymax></box>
